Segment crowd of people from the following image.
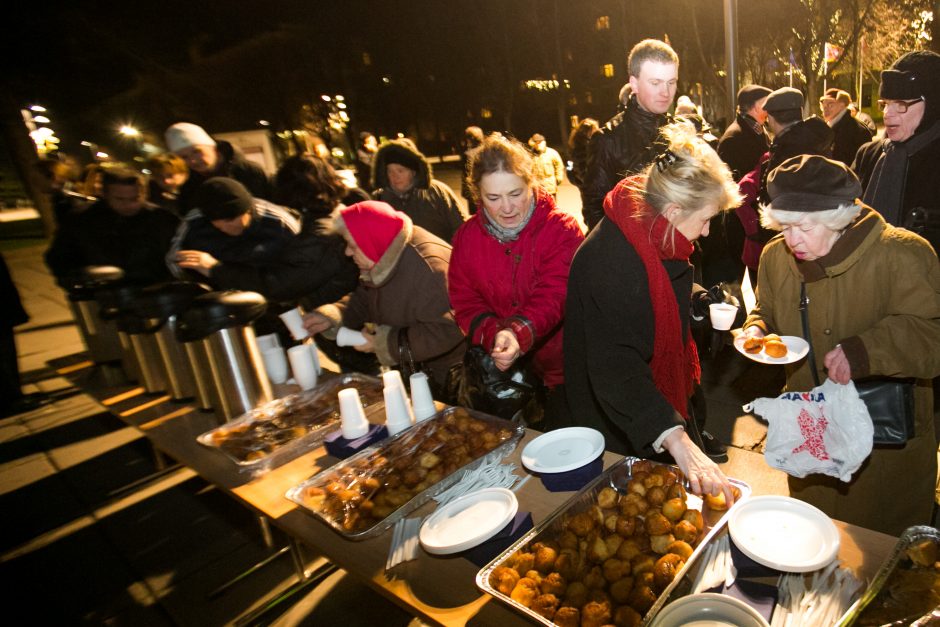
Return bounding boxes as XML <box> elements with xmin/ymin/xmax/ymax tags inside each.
<box><xmin>20</xmin><ymin>39</ymin><xmax>940</xmax><ymax>536</ymax></box>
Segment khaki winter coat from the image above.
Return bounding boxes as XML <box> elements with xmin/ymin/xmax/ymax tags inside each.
<box><xmin>745</xmin><ymin>207</ymin><xmax>940</xmax><ymax>536</ymax></box>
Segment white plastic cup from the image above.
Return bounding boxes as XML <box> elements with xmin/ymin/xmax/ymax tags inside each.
<box><xmin>336</xmin><ymin>326</ymin><xmax>367</xmax><ymax>347</ymax></box>
<box><xmin>256</xmin><ymin>332</ymin><xmax>281</xmax><ymax>352</ymax></box>
<box><xmin>384</xmin><ymin>385</ymin><xmax>414</xmax><ymax>436</ymax></box>
<box><xmin>261</xmin><ymin>346</ymin><xmax>289</xmax><ymax>385</ymax></box>
<box><xmin>279</xmin><ymin>308</ymin><xmax>309</xmax><ymax>341</ymax></box>
<box><xmin>338</xmin><ymin>388</ymin><xmax>369</xmax><ymax>439</ymax></box>
<box><xmin>287</xmin><ymin>344</ymin><xmax>318</xmax><ymax>390</ymax></box>
<box><xmin>382</xmin><ymin>370</ymin><xmax>406</xmax><ymax>397</ymax></box>
<box><xmin>306</xmin><ymin>338</ymin><xmax>322</xmax><ymax>375</ymax></box>
<box><xmin>409</xmin><ymin>372</ymin><xmax>437</xmax><ymax>422</ymax></box>
<box><xmin>709</xmin><ymin>303</ymin><xmax>738</xmax><ymax>331</ymax></box>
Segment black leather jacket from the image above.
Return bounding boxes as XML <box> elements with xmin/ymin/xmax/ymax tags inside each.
<box><xmin>581</xmin><ymin>96</ymin><xmax>670</xmax><ymax>230</ymax></box>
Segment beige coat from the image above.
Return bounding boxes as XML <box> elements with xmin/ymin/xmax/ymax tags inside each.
<box><xmin>745</xmin><ymin>208</ymin><xmax>940</xmax><ymax>536</ymax></box>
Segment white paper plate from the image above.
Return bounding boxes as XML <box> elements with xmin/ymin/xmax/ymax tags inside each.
<box><xmin>728</xmin><ymin>495</ymin><xmax>839</xmax><ymax>572</ymax></box>
<box><xmin>733</xmin><ymin>334</ymin><xmax>809</xmax><ymax>365</ymax></box>
<box><xmin>520</xmin><ymin>427</ymin><xmax>604</xmax><ymax>474</ymax></box>
<box><xmin>652</xmin><ymin>592</ymin><xmax>770</xmax><ymax>627</ymax></box>
<box><xmin>419</xmin><ymin>488</ymin><xmax>518</xmax><ymax>555</ymax></box>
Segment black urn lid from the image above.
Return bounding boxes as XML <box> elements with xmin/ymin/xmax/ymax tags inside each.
<box><xmin>175</xmin><ymin>291</ymin><xmax>268</xmax><ymax>342</ymax></box>
<box><xmin>133</xmin><ymin>281</ymin><xmax>212</xmax><ymax>321</ymax></box>
<box><xmin>67</xmin><ymin>265</ymin><xmax>125</xmax><ymax>300</ymax></box>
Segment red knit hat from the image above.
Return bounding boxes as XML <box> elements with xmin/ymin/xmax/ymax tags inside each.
<box><xmin>339</xmin><ymin>201</ymin><xmax>405</xmax><ymax>263</ymax></box>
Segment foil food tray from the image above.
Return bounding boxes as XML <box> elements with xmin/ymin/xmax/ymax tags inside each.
<box><xmin>475</xmin><ymin>456</ymin><xmax>751</xmax><ymax>626</ymax></box>
<box><xmin>285</xmin><ymin>406</ymin><xmax>525</xmax><ymax>541</ymax></box>
<box><xmin>196</xmin><ymin>373</ymin><xmax>384</xmax><ymax>475</ymax></box>
<box><xmin>836</xmin><ymin>524</ymin><xmax>940</xmax><ymax>626</ymax></box>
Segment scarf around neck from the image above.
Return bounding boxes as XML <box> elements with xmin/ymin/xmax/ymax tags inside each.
<box><xmin>604</xmin><ymin>179</ymin><xmax>701</xmax><ymax>419</ymax></box>
<box><xmin>483</xmin><ymin>195</ymin><xmax>536</xmax><ymax>242</ymax></box>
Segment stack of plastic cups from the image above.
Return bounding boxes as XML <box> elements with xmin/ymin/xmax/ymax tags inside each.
<box><xmin>409</xmin><ymin>372</ymin><xmax>438</xmax><ymax>422</ymax></box>
<box><xmin>338</xmin><ymin>388</ymin><xmax>370</xmax><ymax>439</ymax></box>
<box><xmin>382</xmin><ymin>370</ymin><xmax>415</xmax><ymax>435</ymax></box>
<box><xmin>279</xmin><ymin>308</ymin><xmax>322</xmax><ymax>386</ymax></box>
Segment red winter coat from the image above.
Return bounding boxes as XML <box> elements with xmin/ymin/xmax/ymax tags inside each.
<box><xmin>448</xmin><ymin>191</ymin><xmax>584</xmax><ymax>387</ymax></box>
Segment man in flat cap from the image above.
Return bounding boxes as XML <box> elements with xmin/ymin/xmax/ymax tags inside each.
<box><xmin>854</xmin><ymin>50</ymin><xmax>940</xmax><ymax>253</ymax></box>
<box><xmin>718</xmin><ymin>84</ymin><xmax>773</xmax><ymax>180</ymax></box>
<box><xmin>819</xmin><ymin>88</ymin><xmax>873</xmax><ymax>166</ymax></box>
<box><xmin>165</xmin><ymin>122</ymin><xmax>273</xmax><ymax>213</ymax></box>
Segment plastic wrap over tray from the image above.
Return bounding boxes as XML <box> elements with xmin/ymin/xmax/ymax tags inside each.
<box><xmin>475</xmin><ymin>456</ymin><xmax>750</xmax><ymax>626</ymax></box>
<box><xmin>836</xmin><ymin>524</ymin><xmax>940</xmax><ymax>626</ymax></box>
<box><xmin>196</xmin><ymin>373</ymin><xmax>383</xmax><ymax>474</ymax></box>
<box><xmin>285</xmin><ymin>406</ymin><xmax>524</xmax><ymax>540</ymax></box>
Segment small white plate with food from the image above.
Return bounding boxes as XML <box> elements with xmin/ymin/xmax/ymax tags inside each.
<box><xmin>733</xmin><ymin>332</ymin><xmax>809</xmax><ymax>365</ymax></box>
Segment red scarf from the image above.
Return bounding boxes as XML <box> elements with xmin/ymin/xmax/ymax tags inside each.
<box><xmin>603</xmin><ymin>176</ymin><xmax>701</xmax><ymax>419</ymax></box>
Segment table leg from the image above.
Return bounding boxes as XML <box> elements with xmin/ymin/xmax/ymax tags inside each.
<box><xmin>258</xmin><ymin>515</ymin><xmax>274</xmax><ymax>549</ymax></box>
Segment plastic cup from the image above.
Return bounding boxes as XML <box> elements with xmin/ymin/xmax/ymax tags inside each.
<box><xmin>256</xmin><ymin>333</ymin><xmax>281</xmax><ymax>352</ymax></box>
<box><xmin>709</xmin><ymin>303</ymin><xmax>738</xmax><ymax>331</ymax></box>
<box><xmin>287</xmin><ymin>344</ymin><xmax>318</xmax><ymax>390</ymax></box>
<box><xmin>338</xmin><ymin>388</ymin><xmax>369</xmax><ymax>439</ymax></box>
<box><xmin>306</xmin><ymin>339</ymin><xmax>322</xmax><ymax>375</ymax></box>
<box><xmin>384</xmin><ymin>385</ymin><xmax>414</xmax><ymax>436</ymax></box>
<box><xmin>261</xmin><ymin>346</ymin><xmax>289</xmax><ymax>385</ymax></box>
<box><xmin>382</xmin><ymin>370</ymin><xmax>406</xmax><ymax>396</ymax></box>
<box><xmin>279</xmin><ymin>308</ymin><xmax>309</xmax><ymax>341</ymax></box>
<box><xmin>409</xmin><ymin>372</ymin><xmax>437</xmax><ymax>422</ymax></box>
<box><xmin>336</xmin><ymin>326</ymin><xmax>367</xmax><ymax>347</ymax></box>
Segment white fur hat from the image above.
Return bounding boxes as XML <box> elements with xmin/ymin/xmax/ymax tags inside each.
<box><xmin>165</xmin><ymin>122</ymin><xmax>216</xmax><ymax>153</ymax></box>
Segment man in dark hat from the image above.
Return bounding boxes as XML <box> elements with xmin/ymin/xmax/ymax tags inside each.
<box><xmin>718</xmin><ymin>84</ymin><xmax>773</xmax><ymax>180</ymax></box>
<box><xmin>854</xmin><ymin>50</ymin><xmax>940</xmax><ymax>253</ymax></box>
<box><xmin>168</xmin><ymin>177</ymin><xmax>301</xmax><ymax>288</ymax></box>
<box><xmin>528</xmin><ymin>132</ymin><xmax>565</xmax><ymax>199</ymax></box>
<box><xmin>819</xmin><ymin>88</ymin><xmax>873</xmax><ymax>166</ymax></box>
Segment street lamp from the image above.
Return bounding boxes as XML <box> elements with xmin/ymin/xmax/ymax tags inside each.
<box><xmin>119</xmin><ymin>125</ymin><xmax>140</xmax><ymax>138</ymax></box>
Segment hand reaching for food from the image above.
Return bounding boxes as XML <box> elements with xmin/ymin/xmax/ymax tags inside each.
<box><xmin>662</xmin><ymin>429</ymin><xmax>736</xmax><ymax>506</ymax></box>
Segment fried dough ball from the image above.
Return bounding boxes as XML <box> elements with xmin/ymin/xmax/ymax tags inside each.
<box><xmin>557</xmin><ymin>530</ymin><xmax>579</xmax><ymax>551</ymax></box>
<box><xmin>604</xmin><ymin>512</ymin><xmax>620</xmax><ymax>534</ymax></box>
<box><xmin>597</xmin><ymin>486</ymin><xmax>619</xmax><ymax>509</ymax></box>
<box><xmin>525</xmin><ymin>570</ymin><xmax>543</xmax><ymax>587</ymax></box>
<box><xmin>553</xmin><ymin>606</ymin><xmax>580</xmax><ymax>627</ymax></box>
<box><xmin>581</xmin><ymin>600</ymin><xmax>613</xmax><ymax>627</ymax></box>
<box><xmin>555</xmin><ymin>548</ymin><xmax>584</xmax><ymax>582</ymax></box>
<box><xmin>587</xmin><ymin>533</ymin><xmax>612</xmax><ymax>563</ymax></box>
<box><xmin>568</xmin><ymin>511</ymin><xmax>597</xmax><ymax>537</ymax></box>
<box><xmin>642</xmin><ymin>471</ymin><xmax>665</xmax><ymax>488</ymax></box>
<box><xmin>631</xmin><ymin>553</ymin><xmax>655</xmax><ymax>576</ymax></box>
<box><xmin>616</xmin><ymin>515</ymin><xmax>637</xmax><ymax>538</ymax></box>
<box><xmin>510</xmin><ymin>551</ymin><xmax>535</xmax><ymax>574</ymax></box>
<box><xmin>662</xmin><ymin>497</ymin><xmax>687</xmax><ymax>522</ymax></box>
<box><xmin>533</xmin><ymin>541</ymin><xmax>559</xmax><ymax>573</ymax></box>
<box><xmin>605</xmin><ymin>533</ymin><xmax>624</xmax><ymax>556</ymax></box>
<box><xmin>583</xmin><ymin>565</ymin><xmax>607</xmax><ymax>590</ymax></box>
<box><xmin>649</xmin><ymin>533</ymin><xmax>676</xmax><ymax>555</ymax></box>
<box><xmin>645</xmin><ymin>512</ymin><xmax>672</xmax><ymax>536</ymax></box>
<box><xmin>626</xmin><ymin>477</ymin><xmax>648</xmax><ymax>498</ymax></box>
<box><xmin>665</xmin><ymin>540</ymin><xmax>694</xmax><ymax>561</ymax></box>
<box><xmin>635</xmin><ymin>571</ymin><xmax>654</xmax><ymax>589</ymax></box>
<box><xmin>704</xmin><ymin>486</ymin><xmax>741</xmax><ymax>511</ymax></box>
<box><xmin>627</xmin><ymin>584</ymin><xmax>657</xmax><ymax>614</ymax></box>
<box><xmin>673</xmin><ymin>519</ymin><xmax>699</xmax><ymax>544</ymax></box>
<box><xmin>587</xmin><ymin>588</ymin><xmax>612</xmax><ymax>606</ymax></box>
<box><xmin>619</xmin><ymin>493</ymin><xmax>650</xmax><ymax>517</ymax></box>
<box><xmin>608</xmin><ymin>575</ymin><xmax>635</xmax><ymax>604</ymax></box>
<box><xmin>530</xmin><ymin>593</ymin><xmax>559</xmax><ymax>620</ymax></box>
<box><xmin>603</xmin><ymin>557</ymin><xmax>631</xmax><ymax>583</ymax></box>
<box><xmin>652</xmin><ymin>464</ymin><xmax>679</xmax><ymax>487</ymax></box>
<box><xmin>631</xmin><ymin>460</ymin><xmax>654</xmax><ymax>474</ymax></box>
<box><xmin>653</xmin><ymin>553</ymin><xmax>685</xmax><ymax>592</ymax></box>
<box><xmin>563</xmin><ymin>581</ymin><xmax>589</xmax><ymax>608</ymax></box>
<box><xmin>646</xmin><ymin>486</ymin><xmax>666</xmax><ymax>506</ymax></box>
<box><xmin>613</xmin><ymin>604</ymin><xmax>643</xmax><ymax>627</ymax></box>
<box><xmin>616</xmin><ymin>538</ymin><xmax>644</xmax><ymax>562</ymax></box>
<box><xmin>682</xmin><ymin>509</ymin><xmax>704</xmax><ymax>532</ymax></box>
<box><xmin>490</xmin><ymin>566</ymin><xmax>520</xmax><ymax>596</ymax></box>
<box><xmin>665</xmin><ymin>483</ymin><xmax>687</xmax><ymax>501</ymax></box>
<box><xmin>510</xmin><ymin>577</ymin><xmax>540</xmax><ymax>607</ymax></box>
<box><xmin>540</xmin><ymin>571</ymin><xmax>567</xmax><ymax>596</ymax></box>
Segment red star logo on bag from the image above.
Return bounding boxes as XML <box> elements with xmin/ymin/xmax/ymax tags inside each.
<box><xmin>791</xmin><ymin>407</ymin><xmax>830</xmax><ymax>461</ymax></box>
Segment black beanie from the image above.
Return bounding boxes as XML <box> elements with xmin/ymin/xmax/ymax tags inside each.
<box><xmin>194</xmin><ymin>177</ymin><xmax>253</xmax><ymax>220</ymax></box>
<box><xmin>767</xmin><ymin>155</ymin><xmax>862</xmax><ymax>212</ymax></box>
<box><xmin>880</xmin><ymin>50</ymin><xmax>940</xmax><ymax>132</ymax></box>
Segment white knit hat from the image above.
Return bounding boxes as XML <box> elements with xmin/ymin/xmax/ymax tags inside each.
<box><xmin>165</xmin><ymin>122</ymin><xmax>216</xmax><ymax>153</ymax></box>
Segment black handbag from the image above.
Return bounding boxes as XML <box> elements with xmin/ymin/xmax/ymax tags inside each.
<box><xmin>799</xmin><ymin>283</ymin><xmax>915</xmax><ymax>445</ymax></box>
<box><xmin>397</xmin><ymin>327</ymin><xmax>461</xmax><ymax>405</ymax></box>
<box><xmin>456</xmin><ymin>313</ymin><xmax>538</xmax><ymax>421</ymax></box>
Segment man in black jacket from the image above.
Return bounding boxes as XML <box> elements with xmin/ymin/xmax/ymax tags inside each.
<box><xmin>717</xmin><ymin>84</ymin><xmax>772</xmax><ymax>180</ymax></box>
<box><xmin>45</xmin><ymin>168</ymin><xmax>179</xmax><ymax>288</ymax></box>
<box><xmin>819</xmin><ymin>88</ymin><xmax>873</xmax><ymax>166</ymax></box>
<box><xmin>165</xmin><ymin>122</ymin><xmax>273</xmax><ymax>212</ymax></box>
<box><xmin>581</xmin><ymin>39</ymin><xmax>678</xmax><ymax>230</ymax></box>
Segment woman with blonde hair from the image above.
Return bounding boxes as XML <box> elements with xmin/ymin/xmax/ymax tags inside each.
<box><xmin>565</xmin><ymin>122</ymin><xmax>742</xmax><ymax>501</ymax></box>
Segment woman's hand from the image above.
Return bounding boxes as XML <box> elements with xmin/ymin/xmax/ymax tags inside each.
<box><xmin>302</xmin><ymin>312</ymin><xmax>332</xmax><ymax>335</ymax></box>
<box><xmin>742</xmin><ymin>325</ymin><xmax>765</xmax><ymax>341</ymax></box>
<box><xmin>662</xmin><ymin>428</ymin><xmax>736</xmax><ymax>505</ymax></box>
<box><xmin>491</xmin><ymin>329</ymin><xmax>521</xmax><ymax>371</ymax></box>
<box><xmin>176</xmin><ymin>249</ymin><xmax>219</xmax><ymax>276</ymax></box>
<box><xmin>824</xmin><ymin>345</ymin><xmax>852</xmax><ymax>384</ymax></box>
<box><xmin>356</xmin><ymin>328</ymin><xmax>377</xmax><ymax>353</ymax></box>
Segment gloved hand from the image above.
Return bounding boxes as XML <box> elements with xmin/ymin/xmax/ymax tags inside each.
<box><xmin>691</xmin><ymin>283</ymin><xmax>740</xmax><ymax>319</ymax></box>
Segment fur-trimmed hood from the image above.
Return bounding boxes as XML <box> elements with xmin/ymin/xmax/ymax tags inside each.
<box><xmin>371</xmin><ymin>139</ymin><xmax>433</xmax><ymax>192</ymax></box>
<box><xmin>331</xmin><ymin>208</ymin><xmax>414</xmax><ymax>287</ymax></box>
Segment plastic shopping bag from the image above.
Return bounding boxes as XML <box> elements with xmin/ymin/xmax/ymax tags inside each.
<box><xmin>743</xmin><ymin>379</ymin><xmax>874</xmax><ymax>482</ymax></box>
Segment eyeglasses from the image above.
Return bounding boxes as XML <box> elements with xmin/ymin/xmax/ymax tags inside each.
<box><xmin>877</xmin><ymin>97</ymin><xmax>924</xmax><ymax>113</ymax></box>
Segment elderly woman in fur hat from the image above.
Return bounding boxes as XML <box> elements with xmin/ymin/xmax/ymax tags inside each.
<box><xmin>742</xmin><ymin>154</ymin><xmax>940</xmax><ymax>536</ymax></box>
<box><xmin>302</xmin><ymin>201</ymin><xmax>465</xmax><ymax>399</ymax></box>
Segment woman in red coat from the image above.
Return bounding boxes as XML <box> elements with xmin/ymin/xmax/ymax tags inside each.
<box><xmin>449</xmin><ymin>133</ymin><xmax>584</xmax><ymax>424</ymax></box>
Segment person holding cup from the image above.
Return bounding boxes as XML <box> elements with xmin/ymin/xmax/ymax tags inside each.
<box><xmin>564</xmin><ymin>122</ymin><xmax>742</xmax><ymax>502</ymax></box>
<box><xmin>301</xmin><ymin>201</ymin><xmax>465</xmax><ymax>400</ymax></box>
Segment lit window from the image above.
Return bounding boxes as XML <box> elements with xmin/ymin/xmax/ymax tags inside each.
<box><xmin>481</xmin><ymin>108</ymin><xmax>493</xmax><ymax>119</ymax></box>
<box><xmin>595</xmin><ymin>16</ymin><xmax>610</xmax><ymax>30</ymax></box>
<box><xmin>602</xmin><ymin>64</ymin><xmax>615</xmax><ymax>78</ymax></box>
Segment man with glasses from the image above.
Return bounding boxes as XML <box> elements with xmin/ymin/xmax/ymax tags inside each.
<box><xmin>854</xmin><ymin>50</ymin><xmax>940</xmax><ymax>253</ymax></box>
<box><xmin>819</xmin><ymin>88</ymin><xmax>873</xmax><ymax>166</ymax></box>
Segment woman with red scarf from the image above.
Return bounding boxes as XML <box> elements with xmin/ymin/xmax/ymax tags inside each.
<box><xmin>565</xmin><ymin>123</ymin><xmax>741</xmax><ymax>501</ymax></box>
